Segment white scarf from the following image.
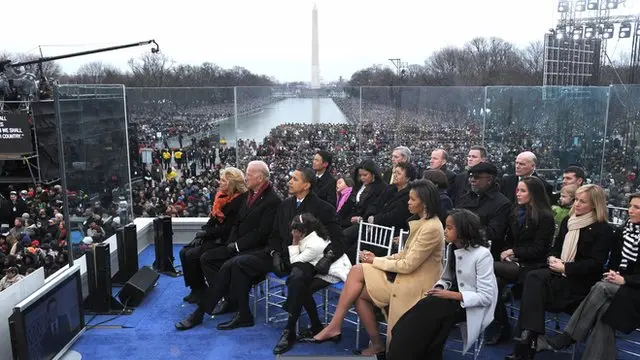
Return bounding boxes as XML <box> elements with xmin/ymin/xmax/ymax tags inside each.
<box><xmin>561</xmin><ymin>212</ymin><xmax>596</xmax><ymax>263</ymax></box>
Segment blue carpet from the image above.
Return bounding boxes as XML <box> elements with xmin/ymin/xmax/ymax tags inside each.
<box><xmin>71</xmin><ymin>245</ymin><xmax>640</xmax><ymax>359</ymax></box>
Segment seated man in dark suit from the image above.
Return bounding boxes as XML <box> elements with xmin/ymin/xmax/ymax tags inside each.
<box><xmin>312</xmin><ymin>150</ymin><xmax>337</xmax><ymax>207</ymax></box>
<box><xmin>174</xmin><ymin>161</ymin><xmax>282</xmax><ymax>330</ymax></box>
<box><xmin>199</xmin><ymin>162</ymin><xmax>280</xmax><ymax>313</ymax></box>
<box><xmin>428</xmin><ymin>148</ymin><xmax>456</xmax><ymax>188</ymax></box>
<box><xmin>175</xmin><ymin>168</ymin><xmax>344</xmax><ymax>335</ymax></box>
<box><xmin>382</xmin><ymin>146</ymin><xmax>411</xmax><ymax>184</ymax></box>
<box><xmin>456</xmin><ymin>162</ymin><xmax>512</xmax><ymax>259</ymax></box>
<box><xmin>500</xmin><ymin>151</ymin><xmax>554</xmax><ymax>203</ymax></box>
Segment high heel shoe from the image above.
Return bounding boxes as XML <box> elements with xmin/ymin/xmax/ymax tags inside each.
<box><xmin>300</xmin><ymin>333</ymin><xmax>342</xmax><ymax>344</ymax></box>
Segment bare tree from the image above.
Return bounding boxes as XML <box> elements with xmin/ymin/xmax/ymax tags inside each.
<box><xmin>127</xmin><ymin>53</ymin><xmax>174</xmax><ymax>87</ymax></box>
<box><xmin>77</xmin><ymin>61</ymin><xmax>108</xmax><ymax>84</ymax></box>
<box><xmin>522</xmin><ymin>41</ymin><xmax>544</xmax><ymax>75</ymax></box>
<box><xmin>425</xmin><ymin>47</ymin><xmax>466</xmax><ymax>85</ymax></box>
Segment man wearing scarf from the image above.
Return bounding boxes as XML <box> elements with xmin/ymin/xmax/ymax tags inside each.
<box><xmin>176</xmin><ymin>161</ymin><xmax>281</xmax><ymax>325</ymax></box>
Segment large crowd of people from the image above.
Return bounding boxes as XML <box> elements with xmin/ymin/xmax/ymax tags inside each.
<box><xmin>164</xmin><ymin>144</ymin><xmax>634</xmax><ymax>360</ymax></box>
<box><xmin>2</xmin><ymin>90</ymin><xmax>639</xmax><ymax>360</ymax></box>
<box><xmin>126</xmin><ymin>94</ymin><xmax>637</xmax><ymax>224</ymax></box>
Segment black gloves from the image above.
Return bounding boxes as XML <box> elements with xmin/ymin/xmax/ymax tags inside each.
<box><xmin>226</xmin><ymin>242</ymin><xmax>238</xmax><ymax>254</ymax></box>
<box><xmin>195</xmin><ymin>231</ymin><xmax>207</xmax><ymax>238</ymax></box>
<box><xmin>272</xmin><ymin>252</ymin><xmax>287</xmax><ymax>275</ymax></box>
<box><xmin>315</xmin><ymin>249</ymin><xmax>336</xmax><ymax>275</ymax></box>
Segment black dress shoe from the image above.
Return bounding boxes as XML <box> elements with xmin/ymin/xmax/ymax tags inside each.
<box><xmin>175</xmin><ymin>310</ymin><xmax>204</xmax><ymax>330</ymax></box>
<box><xmin>505</xmin><ymin>338</ymin><xmax>537</xmax><ymax>360</ymax></box>
<box><xmin>486</xmin><ymin>325</ymin><xmax>511</xmax><ymax>346</ymax></box>
<box><xmin>212</xmin><ymin>298</ymin><xmax>237</xmax><ymax>315</ymax></box>
<box><xmin>216</xmin><ymin>312</ymin><xmax>254</xmax><ymax>330</ymax></box>
<box><xmin>273</xmin><ymin>329</ymin><xmax>296</xmax><ymax>355</ymax></box>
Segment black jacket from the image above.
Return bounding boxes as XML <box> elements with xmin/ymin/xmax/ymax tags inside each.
<box><xmin>437</xmin><ymin>190</ymin><xmax>454</xmax><ymax>227</ymax></box>
<box><xmin>504</xmin><ymin>209</ymin><xmax>555</xmax><ymax>280</ymax></box>
<box><xmin>455</xmin><ymin>184</ymin><xmax>512</xmax><ymax>259</ymax></box>
<box><xmin>314</xmin><ymin>171</ymin><xmax>337</xmax><ymax>208</ymax></box>
<box><xmin>602</xmin><ymin>226</ymin><xmax>640</xmax><ymax>333</ymax></box>
<box><xmin>551</xmin><ymin>218</ymin><xmax>613</xmax><ymax>298</ymax></box>
<box><xmin>500</xmin><ymin>172</ymin><xmax>554</xmax><ymax>204</ymax></box>
<box><xmin>267</xmin><ymin>192</ymin><xmax>344</xmax><ymax>265</ymax></box>
<box><xmin>226</xmin><ymin>183</ymin><xmax>282</xmax><ymax>253</ymax></box>
<box><xmin>350</xmin><ymin>181</ymin><xmax>386</xmax><ymax>218</ymax></box>
<box><xmin>365</xmin><ymin>186</ymin><xmax>411</xmax><ymax>235</ymax></box>
<box><xmin>201</xmin><ymin>192</ymin><xmax>248</xmax><ymax>243</ymax></box>
<box><xmin>450</xmin><ymin>171</ymin><xmax>470</xmax><ymax>205</ymax></box>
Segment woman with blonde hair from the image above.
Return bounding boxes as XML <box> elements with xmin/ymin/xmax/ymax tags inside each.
<box><xmin>179</xmin><ymin>167</ymin><xmax>248</xmax><ymax>304</ymax></box>
<box><xmin>506</xmin><ymin>184</ymin><xmax>613</xmax><ymax>360</ymax></box>
<box><xmin>542</xmin><ymin>192</ymin><xmax>640</xmax><ymax>360</ymax></box>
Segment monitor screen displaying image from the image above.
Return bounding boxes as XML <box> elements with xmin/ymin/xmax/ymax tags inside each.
<box><xmin>10</xmin><ymin>265</ymin><xmax>84</xmax><ymax>360</ymax></box>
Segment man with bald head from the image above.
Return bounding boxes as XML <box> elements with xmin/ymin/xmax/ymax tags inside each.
<box><xmin>500</xmin><ymin>151</ymin><xmax>553</xmax><ymax>203</ymax></box>
<box><xmin>429</xmin><ymin>148</ymin><xmax>456</xmax><ymax>187</ymax></box>
<box><xmin>187</xmin><ymin>161</ymin><xmax>282</xmax><ymax>312</ymax></box>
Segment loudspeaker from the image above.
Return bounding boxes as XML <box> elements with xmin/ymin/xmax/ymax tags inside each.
<box><xmin>118</xmin><ymin>266</ymin><xmax>159</xmax><ymax>307</ymax></box>
<box><xmin>152</xmin><ymin>216</ymin><xmax>179</xmax><ymax>276</ymax></box>
<box><xmin>112</xmin><ymin>223</ymin><xmax>139</xmax><ymax>285</ymax></box>
<box><xmin>84</xmin><ymin>243</ymin><xmax>127</xmax><ymax>314</ymax></box>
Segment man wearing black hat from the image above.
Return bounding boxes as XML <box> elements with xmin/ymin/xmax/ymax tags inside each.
<box><xmin>455</xmin><ymin>162</ymin><xmax>512</xmax><ymax>259</ymax></box>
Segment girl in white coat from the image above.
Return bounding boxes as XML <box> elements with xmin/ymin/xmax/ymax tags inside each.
<box><xmin>274</xmin><ymin>213</ymin><xmax>330</xmax><ymax>355</ymax></box>
<box><xmin>387</xmin><ymin>208</ymin><xmax>498</xmax><ymax>360</ymax></box>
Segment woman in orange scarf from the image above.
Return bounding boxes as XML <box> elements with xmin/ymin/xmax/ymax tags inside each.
<box><xmin>179</xmin><ymin>167</ymin><xmax>248</xmax><ymax>303</ymax></box>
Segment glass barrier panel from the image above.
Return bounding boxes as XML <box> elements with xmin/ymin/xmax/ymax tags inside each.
<box><xmin>359</xmin><ymin>86</ymin><xmax>486</xmax><ymax>177</ymax></box>
<box><xmin>484</xmin><ymin>86</ymin><xmax>610</xmax><ymax>194</ymax></box>
<box><xmin>125</xmin><ymin>87</ymin><xmax>235</xmax><ymax>217</ymax></box>
<box><xmin>604</xmin><ymin>85</ymin><xmax>640</xmax><ymax>208</ymax></box>
<box><xmin>234</xmin><ymin>86</ymin><xmax>354</xmax><ymax>198</ymax></box>
<box><xmin>54</xmin><ymin>84</ymin><xmax>131</xmax><ymax>260</ymax></box>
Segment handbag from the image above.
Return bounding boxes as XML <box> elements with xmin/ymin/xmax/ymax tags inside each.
<box><xmin>385</xmin><ymin>271</ymin><xmax>397</xmax><ymax>282</ymax></box>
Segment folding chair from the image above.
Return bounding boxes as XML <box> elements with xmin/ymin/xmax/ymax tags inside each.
<box><xmin>397</xmin><ymin>229</ymin><xmax>409</xmax><ymax>252</ymax></box>
<box><xmin>617</xmin><ymin>328</ymin><xmax>640</xmax><ymax>358</ymax></box>
<box><xmin>325</xmin><ymin>221</ymin><xmax>395</xmax><ymax>347</ymax></box>
<box><xmin>249</xmin><ymin>279</ymin><xmax>265</xmax><ymax>315</ymax></box>
<box><xmin>445</xmin><ymin>324</ymin><xmax>484</xmax><ymax>360</ymax></box>
<box><xmin>264</xmin><ymin>272</ymin><xmax>289</xmax><ymax>324</ymax></box>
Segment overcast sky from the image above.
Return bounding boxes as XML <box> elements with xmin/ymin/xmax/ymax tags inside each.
<box><xmin>3</xmin><ymin>0</ymin><xmax>639</xmax><ymax>82</ymax></box>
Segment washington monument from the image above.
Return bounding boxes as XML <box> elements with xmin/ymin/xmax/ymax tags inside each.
<box><xmin>311</xmin><ymin>4</ymin><xmax>320</xmax><ymax>89</ymax></box>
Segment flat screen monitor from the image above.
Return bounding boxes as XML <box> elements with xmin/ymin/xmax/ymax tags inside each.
<box><xmin>9</xmin><ymin>264</ymin><xmax>85</xmax><ymax>360</ymax></box>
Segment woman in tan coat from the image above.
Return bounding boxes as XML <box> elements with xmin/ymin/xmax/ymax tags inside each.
<box><xmin>306</xmin><ymin>179</ymin><xmax>444</xmax><ymax>356</ymax></box>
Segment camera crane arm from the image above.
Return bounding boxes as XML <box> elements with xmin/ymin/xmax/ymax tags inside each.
<box><xmin>0</xmin><ymin>39</ymin><xmax>159</xmax><ymax>71</ymax></box>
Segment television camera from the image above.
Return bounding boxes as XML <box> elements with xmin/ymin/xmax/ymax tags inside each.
<box><xmin>0</xmin><ymin>40</ymin><xmax>159</xmax><ymax>112</ymax></box>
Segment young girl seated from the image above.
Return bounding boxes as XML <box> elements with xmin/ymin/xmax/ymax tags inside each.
<box><xmin>387</xmin><ymin>209</ymin><xmax>498</xmax><ymax>360</ymax></box>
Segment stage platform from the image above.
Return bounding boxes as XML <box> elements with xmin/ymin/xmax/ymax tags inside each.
<box><xmin>70</xmin><ymin>245</ymin><xmax>640</xmax><ymax>360</ymax></box>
